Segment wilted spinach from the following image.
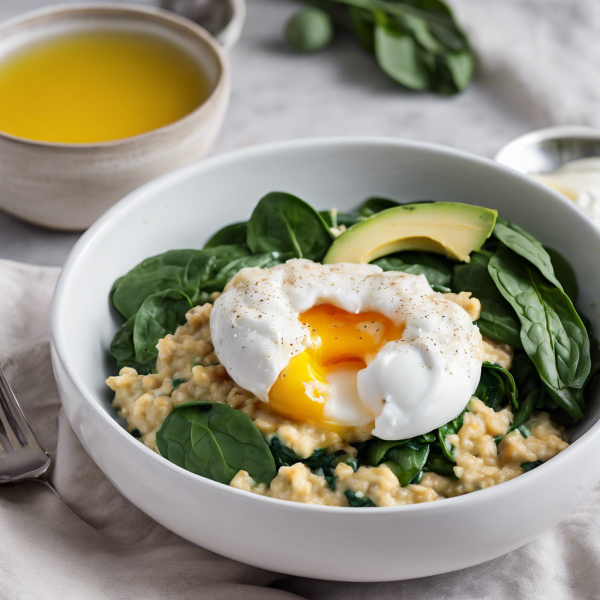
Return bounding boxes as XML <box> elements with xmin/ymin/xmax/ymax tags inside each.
<box><xmin>345</xmin><ymin>490</ymin><xmax>376</xmax><ymax>507</ymax></box>
<box><xmin>156</xmin><ymin>402</ymin><xmax>277</xmax><ymax>485</ymax></box>
<box><xmin>384</xmin><ymin>442</ymin><xmax>429</xmax><ymax>486</ymax></box>
<box><xmin>269</xmin><ymin>437</ymin><xmax>335</xmax><ymax>471</ymax></box>
<box><xmin>475</xmin><ymin>362</ymin><xmax>518</xmax><ymax>410</ymax></box>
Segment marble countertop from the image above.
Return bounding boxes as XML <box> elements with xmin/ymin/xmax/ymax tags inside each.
<box><xmin>2</xmin><ymin>0</ymin><xmax>599</xmax><ymax>266</ymax></box>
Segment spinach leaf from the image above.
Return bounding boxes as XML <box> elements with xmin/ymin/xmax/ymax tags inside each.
<box><xmin>156</xmin><ymin>402</ymin><xmax>277</xmax><ymax>485</ymax></box>
<box><xmin>269</xmin><ymin>437</ymin><xmax>334</xmax><ymax>471</ymax></box>
<box><xmin>247</xmin><ymin>192</ymin><xmax>334</xmax><ymax>262</ymax></box>
<box><xmin>111</xmin><ymin>249</ymin><xmax>215</xmax><ymax>320</ymax></box>
<box><xmin>545</xmin><ymin>247</ymin><xmax>578</xmax><ymax>303</ymax></box>
<box><xmin>437</xmin><ymin>407</ymin><xmax>467</xmax><ymax>462</ymax></box>
<box><xmin>374</xmin><ymin>16</ymin><xmax>430</xmax><ymax>91</ymax></box>
<box><xmin>425</xmin><ymin>452</ymin><xmax>457</xmax><ymax>478</ymax></box>
<box><xmin>345</xmin><ymin>490</ymin><xmax>376</xmax><ymax>507</ymax></box>
<box><xmin>493</xmin><ymin>219</ymin><xmax>563</xmax><ymax>290</ymax></box>
<box><xmin>511</xmin><ymin>389</ymin><xmax>540</xmax><ymax>432</ymax></box>
<box><xmin>373</xmin><ymin>251</ymin><xmax>453</xmax><ymax>290</ymax></box>
<box><xmin>172</xmin><ymin>378</ymin><xmax>187</xmax><ymax>389</ymax></box>
<box><xmin>132</xmin><ymin>289</ymin><xmax>193</xmax><ymax>365</ymax></box>
<box><xmin>109</xmin><ymin>316</ymin><xmax>155</xmax><ymax>375</ymax></box>
<box><xmin>357</xmin><ymin>197</ymin><xmax>400</xmax><ymax>216</ymax></box>
<box><xmin>475</xmin><ymin>362</ymin><xmax>518</xmax><ymax>410</ymax></box>
<box><xmin>364</xmin><ymin>439</ymin><xmax>407</xmax><ymax>466</ymax></box>
<box><xmin>521</xmin><ymin>460</ymin><xmax>543</xmax><ymax>472</ymax></box>
<box><xmin>332</xmin><ymin>453</ymin><xmax>359</xmax><ymax>471</ymax></box>
<box><xmin>322</xmin><ymin>0</ymin><xmax>473</xmax><ymax>94</ymax></box>
<box><xmin>384</xmin><ymin>443</ymin><xmax>429</xmax><ymax>486</ymax></box>
<box><xmin>203</xmin><ymin>222</ymin><xmax>248</xmax><ymax>248</ymax></box>
<box><xmin>488</xmin><ymin>246</ymin><xmax>590</xmax><ymax>409</ymax></box>
<box><xmin>319</xmin><ymin>209</ymin><xmax>365</xmax><ymax>229</ymax></box>
<box><xmin>453</xmin><ymin>252</ymin><xmax>522</xmax><ymax>348</ymax></box>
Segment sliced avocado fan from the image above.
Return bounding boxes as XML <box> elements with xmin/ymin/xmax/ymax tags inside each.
<box><xmin>323</xmin><ymin>202</ymin><xmax>497</xmax><ymax>264</ymax></box>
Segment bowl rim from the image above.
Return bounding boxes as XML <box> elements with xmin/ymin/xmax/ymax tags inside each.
<box><xmin>495</xmin><ymin>125</ymin><xmax>600</xmax><ymax>169</ymax></box>
<box><xmin>0</xmin><ymin>2</ymin><xmax>229</xmax><ymax>150</ymax></box>
<box><xmin>50</xmin><ymin>136</ymin><xmax>600</xmax><ymax>514</ymax></box>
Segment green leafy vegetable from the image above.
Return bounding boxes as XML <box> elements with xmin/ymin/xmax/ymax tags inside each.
<box><xmin>332</xmin><ymin>453</ymin><xmax>359</xmax><ymax>471</ymax></box>
<box><xmin>269</xmin><ymin>437</ymin><xmax>334</xmax><ymax>471</ymax></box>
<box><xmin>475</xmin><ymin>362</ymin><xmax>518</xmax><ymax>410</ymax></box>
<box><xmin>110</xmin><ymin>249</ymin><xmax>215</xmax><ymax>320</ymax></box>
<box><xmin>344</xmin><ymin>490</ymin><xmax>376</xmax><ymax>507</ymax></box>
<box><xmin>132</xmin><ymin>289</ymin><xmax>193</xmax><ymax>365</ymax></box>
<box><xmin>357</xmin><ymin>197</ymin><xmax>400</xmax><ymax>216</ymax></box>
<box><xmin>521</xmin><ymin>460</ymin><xmax>543</xmax><ymax>472</ymax></box>
<box><xmin>318</xmin><ymin>0</ymin><xmax>474</xmax><ymax>94</ymax></box>
<box><xmin>247</xmin><ymin>192</ymin><xmax>334</xmax><ymax>261</ymax></box>
<box><xmin>373</xmin><ymin>251</ymin><xmax>453</xmax><ymax>290</ymax></box>
<box><xmin>510</xmin><ymin>389</ymin><xmax>540</xmax><ymax>432</ymax></box>
<box><xmin>488</xmin><ymin>246</ymin><xmax>590</xmax><ymax>419</ymax></box>
<box><xmin>156</xmin><ymin>402</ymin><xmax>277</xmax><ymax>485</ymax></box>
<box><xmin>438</xmin><ymin>407</ymin><xmax>467</xmax><ymax>462</ymax></box>
<box><xmin>109</xmin><ymin>316</ymin><xmax>155</xmax><ymax>374</ymax></box>
<box><xmin>172</xmin><ymin>378</ymin><xmax>187</xmax><ymax>389</ymax></box>
<box><xmin>425</xmin><ymin>453</ymin><xmax>456</xmax><ymax>478</ymax></box>
<box><xmin>545</xmin><ymin>247</ymin><xmax>578</xmax><ymax>303</ymax></box>
<box><xmin>493</xmin><ymin>219</ymin><xmax>563</xmax><ymax>290</ymax></box>
<box><xmin>364</xmin><ymin>439</ymin><xmax>407</xmax><ymax>466</ymax></box>
<box><xmin>384</xmin><ymin>443</ymin><xmax>429</xmax><ymax>486</ymax></box>
<box><xmin>203</xmin><ymin>222</ymin><xmax>248</xmax><ymax>248</ymax></box>
<box><xmin>453</xmin><ymin>251</ymin><xmax>522</xmax><ymax>348</ymax></box>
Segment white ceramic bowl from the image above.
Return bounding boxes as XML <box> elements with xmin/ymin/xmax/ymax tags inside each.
<box><xmin>50</xmin><ymin>138</ymin><xmax>600</xmax><ymax>582</ymax></box>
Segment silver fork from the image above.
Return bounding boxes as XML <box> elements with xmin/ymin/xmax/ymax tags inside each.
<box><xmin>0</xmin><ymin>364</ymin><xmax>52</xmax><ymax>487</ymax></box>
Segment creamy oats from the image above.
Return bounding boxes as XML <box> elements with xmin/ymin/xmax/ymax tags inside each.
<box><xmin>107</xmin><ymin>299</ymin><xmax>569</xmax><ymax>507</ymax></box>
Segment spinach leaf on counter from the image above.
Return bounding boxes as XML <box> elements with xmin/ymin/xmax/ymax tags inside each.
<box><xmin>247</xmin><ymin>192</ymin><xmax>334</xmax><ymax>262</ymax></box>
<box><xmin>475</xmin><ymin>362</ymin><xmax>518</xmax><ymax>410</ymax></box>
<box><xmin>453</xmin><ymin>251</ymin><xmax>522</xmax><ymax>348</ymax></box>
<box><xmin>345</xmin><ymin>490</ymin><xmax>376</xmax><ymax>507</ymax></box>
<box><xmin>317</xmin><ymin>0</ymin><xmax>474</xmax><ymax>94</ymax></box>
<box><xmin>493</xmin><ymin>219</ymin><xmax>563</xmax><ymax>290</ymax></box>
<box><xmin>373</xmin><ymin>251</ymin><xmax>453</xmax><ymax>291</ymax></box>
<box><xmin>156</xmin><ymin>402</ymin><xmax>277</xmax><ymax>485</ymax></box>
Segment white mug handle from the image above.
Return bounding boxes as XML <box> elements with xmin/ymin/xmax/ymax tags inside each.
<box><xmin>215</xmin><ymin>0</ymin><xmax>246</xmax><ymax>50</ymax></box>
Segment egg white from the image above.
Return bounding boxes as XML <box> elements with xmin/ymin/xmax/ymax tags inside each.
<box><xmin>210</xmin><ymin>259</ymin><xmax>483</xmax><ymax>440</ymax></box>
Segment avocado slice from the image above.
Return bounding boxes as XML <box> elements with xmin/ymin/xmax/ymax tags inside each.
<box><xmin>323</xmin><ymin>202</ymin><xmax>497</xmax><ymax>264</ymax></box>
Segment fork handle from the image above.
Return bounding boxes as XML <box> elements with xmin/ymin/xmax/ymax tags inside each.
<box><xmin>0</xmin><ymin>365</ymin><xmax>50</xmax><ymax>482</ymax></box>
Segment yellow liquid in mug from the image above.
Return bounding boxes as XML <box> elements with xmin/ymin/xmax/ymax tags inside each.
<box><xmin>0</xmin><ymin>30</ymin><xmax>211</xmax><ymax>143</ymax></box>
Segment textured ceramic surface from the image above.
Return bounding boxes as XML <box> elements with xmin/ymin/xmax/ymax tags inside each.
<box><xmin>0</xmin><ymin>3</ymin><xmax>230</xmax><ymax>231</ymax></box>
<box><xmin>50</xmin><ymin>138</ymin><xmax>600</xmax><ymax>581</ymax></box>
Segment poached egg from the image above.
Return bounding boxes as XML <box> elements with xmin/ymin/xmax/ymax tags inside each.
<box><xmin>210</xmin><ymin>259</ymin><xmax>483</xmax><ymax>440</ymax></box>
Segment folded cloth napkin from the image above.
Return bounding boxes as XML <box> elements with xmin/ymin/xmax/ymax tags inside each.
<box><xmin>1</xmin><ymin>258</ymin><xmax>600</xmax><ymax>600</ymax></box>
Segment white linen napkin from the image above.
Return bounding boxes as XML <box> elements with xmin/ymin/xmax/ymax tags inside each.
<box><xmin>1</xmin><ymin>259</ymin><xmax>599</xmax><ymax>600</ymax></box>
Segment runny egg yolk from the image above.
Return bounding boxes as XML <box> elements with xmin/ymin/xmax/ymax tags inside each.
<box><xmin>268</xmin><ymin>304</ymin><xmax>405</xmax><ymax>428</ymax></box>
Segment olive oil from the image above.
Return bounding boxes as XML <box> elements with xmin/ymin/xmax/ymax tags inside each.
<box><xmin>0</xmin><ymin>30</ymin><xmax>211</xmax><ymax>143</ymax></box>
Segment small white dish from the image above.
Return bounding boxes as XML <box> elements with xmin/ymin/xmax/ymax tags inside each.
<box><xmin>495</xmin><ymin>125</ymin><xmax>600</xmax><ymax>174</ymax></box>
<box><xmin>0</xmin><ymin>3</ymin><xmax>233</xmax><ymax>231</ymax></box>
<box><xmin>50</xmin><ymin>138</ymin><xmax>600</xmax><ymax>581</ymax></box>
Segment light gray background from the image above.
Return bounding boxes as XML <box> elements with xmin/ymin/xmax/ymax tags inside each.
<box><xmin>1</xmin><ymin>0</ymin><xmax>599</xmax><ymax>266</ymax></box>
